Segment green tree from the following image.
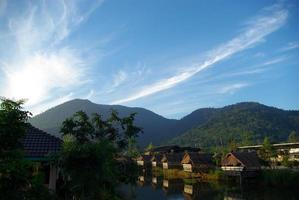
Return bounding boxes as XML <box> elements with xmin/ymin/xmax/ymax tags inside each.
<box><xmin>288</xmin><ymin>131</ymin><xmax>298</xmax><ymax>143</ymax></box>
<box><xmin>260</xmin><ymin>137</ymin><xmax>275</xmax><ymax>164</ymax></box>
<box><xmin>57</xmin><ymin>110</ymin><xmax>142</xmax><ymax>199</ymax></box>
<box><xmin>0</xmin><ymin>98</ymin><xmax>54</xmax><ymax>200</ymax></box>
<box><xmin>144</xmin><ymin>142</ymin><xmax>154</xmax><ymax>152</ymax></box>
<box><xmin>240</xmin><ymin>131</ymin><xmax>253</xmax><ymax>146</ymax></box>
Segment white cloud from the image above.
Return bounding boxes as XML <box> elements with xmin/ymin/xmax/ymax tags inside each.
<box><xmin>279</xmin><ymin>42</ymin><xmax>299</xmax><ymax>52</ymax></box>
<box><xmin>0</xmin><ymin>0</ymin><xmax>104</xmax><ymax>114</ymax></box>
<box><xmin>3</xmin><ymin>49</ymin><xmax>84</xmax><ymax>106</ymax></box>
<box><xmin>112</xmin><ymin>70</ymin><xmax>128</xmax><ymax>88</ymax></box>
<box><xmin>112</xmin><ymin>3</ymin><xmax>288</xmax><ymax>104</ymax></box>
<box><xmin>218</xmin><ymin>83</ymin><xmax>249</xmax><ymax>95</ymax></box>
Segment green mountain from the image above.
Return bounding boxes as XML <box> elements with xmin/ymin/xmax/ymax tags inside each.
<box><xmin>29</xmin><ymin>100</ymin><xmax>299</xmax><ymax>148</ymax></box>
<box><xmin>169</xmin><ymin>102</ymin><xmax>299</xmax><ymax>149</ymax></box>
<box><xmin>29</xmin><ymin>99</ymin><xmax>177</xmax><ymax>146</ymax></box>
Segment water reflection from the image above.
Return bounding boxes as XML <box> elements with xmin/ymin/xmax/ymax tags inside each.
<box><xmin>120</xmin><ymin>173</ymin><xmax>299</xmax><ymax>200</ymax></box>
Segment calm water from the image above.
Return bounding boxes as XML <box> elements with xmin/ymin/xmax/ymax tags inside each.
<box><xmin>118</xmin><ymin>174</ymin><xmax>299</xmax><ymax>200</ymax></box>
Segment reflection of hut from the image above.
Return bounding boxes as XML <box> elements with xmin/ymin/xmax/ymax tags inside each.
<box><xmin>184</xmin><ymin>184</ymin><xmax>193</xmax><ymax>195</ymax></box>
<box><xmin>181</xmin><ymin>152</ymin><xmax>214</xmax><ymax>172</ymax></box>
<box><xmin>221</xmin><ymin>152</ymin><xmax>261</xmax><ymax>177</ymax></box>
<box><xmin>162</xmin><ymin>179</ymin><xmax>184</xmax><ymax>195</ymax></box>
<box><xmin>151</xmin><ymin>153</ymin><xmax>163</xmax><ymax>167</ymax></box>
<box><xmin>136</xmin><ymin>155</ymin><xmax>152</xmax><ymax>167</ymax></box>
<box><xmin>161</xmin><ymin>153</ymin><xmax>184</xmax><ymax>169</ymax></box>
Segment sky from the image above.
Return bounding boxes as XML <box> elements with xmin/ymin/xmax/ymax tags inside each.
<box><xmin>0</xmin><ymin>0</ymin><xmax>298</xmax><ymax>119</ymax></box>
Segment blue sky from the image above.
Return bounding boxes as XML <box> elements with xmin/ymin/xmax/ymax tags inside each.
<box><xmin>0</xmin><ymin>0</ymin><xmax>298</xmax><ymax>119</ymax></box>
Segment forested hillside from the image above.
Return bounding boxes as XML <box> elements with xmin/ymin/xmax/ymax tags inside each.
<box><xmin>169</xmin><ymin>102</ymin><xmax>299</xmax><ymax>149</ymax></box>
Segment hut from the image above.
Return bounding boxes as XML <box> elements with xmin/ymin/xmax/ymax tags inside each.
<box><xmin>181</xmin><ymin>152</ymin><xmax>214</xmax><ymax>172</ymax></box>
<box><xmin>161</xmin><ymin>153</ymin><xmax>184</xmax><ymax>169</ymax></box>
<box><xmin>136</xmin><ymin>154</ymin><xmax>152</xmax><ymax>167</ymax></box>
<box><xmin>151</xmin><ymin>153</ymin><xmax>163</xmax><ymax>167</ymax></box>
<box><xmin>22</xmin><ymin>124</ymin><xmax>62</xmax><ymax>191</ymax></box>
<box><xmin>221</xmin><ymin>152</ymin><xmax>261</xmax><ymax>177</ymax></box>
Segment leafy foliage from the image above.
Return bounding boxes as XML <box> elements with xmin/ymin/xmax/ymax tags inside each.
<box><xmin>56</xmin><ymin>110</ymin><xmax>142</xmax><ymax>199</ymax></box>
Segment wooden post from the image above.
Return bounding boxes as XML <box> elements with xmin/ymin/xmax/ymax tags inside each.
<box><xmin>49</xmin><ymin>165</ymin><xmax>57</xmax><ymax>191</ymax></box>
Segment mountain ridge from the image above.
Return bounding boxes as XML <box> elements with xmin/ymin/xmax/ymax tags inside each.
<box><xmin>29</xmin><ymin>99</ymin><xmax>299</xmax><ymax>148</ymax></box>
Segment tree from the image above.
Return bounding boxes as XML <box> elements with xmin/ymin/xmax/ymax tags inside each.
<box><xmin>0</xmin><ymin>98</ymin><xmax>54</xmax><ymax>200</ymax></box>
<box><xmin>240</xmin><ymin>131</ymin><xmax>253</xmax><ymax>146</ymax></box>
<box><xmin>288</xmin><ymin>131</ymin><xmax>298</xmax><ymax>143</ymax></box>
<box><xmin>144</xmin><ymin>142</ymin><xmax>154</xmax><ymax>152</ymax></box>
<box><xmin>260</xmin><ymin>137</ymin><xmax>275</xmax><ymax>164</ymax></box>
<box><xmin>57</xmin><ymin>110</ymin><xmax>142</xmax><ymax>199</ymax></box>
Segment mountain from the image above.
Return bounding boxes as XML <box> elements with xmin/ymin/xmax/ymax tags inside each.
<box><xmin>29</xmin><ymin>99</ymin><xmax>177</xmax><ymax>146</ymax></box>
<box><xmin>169</xmin><ymin>102</ymin><xmax>299</xmax><ymax>149</ymax></box>
<box><xmin>29</xmin><ymin>100</ymin><xmax>299</xmax><ymax>149</ymax></box>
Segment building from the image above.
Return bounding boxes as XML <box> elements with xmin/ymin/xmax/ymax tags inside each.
<box><xmin>151</xmin><ymin>153</ymin><xmax>163</xmax><ymax>167</ymax></box>
<box><xmin>136</xmin><ymin>154</ymin><xmax>152</xmax><ymax>167</ymax></box>
<box><xmin>221</xmin><ymin>152</ymin><xmax>261</xmax><ymax>177</ymax></box>
<box><xmin>238</xmin><ymin>142</ymin><xmax>299</xmax><ymax>162</ymax></box>
<box><xmin>181</xmin><ymin>152</ymin><xmax>214</xmax><ymax>172</ymax></box>
<box><xmin>22</xmin><ymin>124</ymin><xmax>62</xmax><ymax>191</ymax></box>
<box><xmin>161</xmin><ymin>153</ymin><xmax>184</xmax><ymax>169</ymax></box>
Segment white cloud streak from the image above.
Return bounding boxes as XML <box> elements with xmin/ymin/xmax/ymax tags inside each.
<box><xmin>279</xmin><ymin>42</ymin><xmax>299</xmax><ymax>52</ymax></box>
<box><xmin>112</xmin><ymin>4</ymin><xmax>288</xmax><ymax>104</ymax></box>
<box><xmin>218</xmin><ymin>83</ymin><xmax>249</xmax><ymax>94</ymax></box>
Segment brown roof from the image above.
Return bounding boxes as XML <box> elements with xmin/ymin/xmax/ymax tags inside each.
<box><xmin>221</xmin><ymin>152</ymin><xmax>261</xmax><ymax>168</ymax></box>
<box><xmin>21</xmin><ymin>124</ymin><xmax>62</xmax><ymax>160</ymax></box>
<box><xmin>161</xmin><ymin>152</ymin><xmax>184</xmax><ymax>163</ymax></box>
<box><xmin>181</xmin><ymin>152</ymin><xmax>213</xmax><ymax>165</ymax></box>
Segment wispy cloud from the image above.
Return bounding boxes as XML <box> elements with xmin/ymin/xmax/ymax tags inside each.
<box><xmin>218</xmin><ymin>83</ymin><xmax>249</xmax><ymax>95</ymax></box>
<box><xmin>0</xmin><ymin>0</ymin><xmax>104</xmax><ymax>114</ymax></box>
<box><xmin>279</xmin><ymin>42</ymin><xmax>299</xmax><ymax>52</ymax></box>
<box><xmin>112</xmin><ymin>3</ymin><xmax>288</xmax><ymax>104</ymax></box>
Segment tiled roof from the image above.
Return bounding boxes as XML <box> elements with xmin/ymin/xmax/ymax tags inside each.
<box><xmin>21</xmin><ymin>124</ymin><xmax>62</xmax><ymax>160</ymax></box>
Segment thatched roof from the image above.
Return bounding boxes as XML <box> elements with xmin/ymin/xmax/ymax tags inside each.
<box><xmin>161</xmin><ymin>152</ymin><xmax>184</xmax><ymax>163</ymax></box>
<box><xmin>151</xmin><ymin>153</ymin><xmax>163</xmax><ymax>162</ymax></box>
<box><xmin>221</xmin><ymin>152</ymin><xmax>261</xmax><ymax>168</ymax></box>
<box><xmin>136</xmin><ymin>154</ymin><xmax>152</xmax><ymax>162</ymax></box>
<box><xmin>181</xmin><ymin>152</ymin><xmax>213</xmax><ymax>165</ymax></box>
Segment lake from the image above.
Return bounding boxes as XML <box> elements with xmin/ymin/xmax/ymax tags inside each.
<box><xmin>118</xmin><ymin>174</ymin><xmax>299</xmax><ymax>200</ymax></box>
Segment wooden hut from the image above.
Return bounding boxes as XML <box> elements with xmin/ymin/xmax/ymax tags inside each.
<box><xmin>181</xmin><ymin>152</ymin><xmax>214</xmax><ymax>172</ymax></box>
<box><xmin>221</xmin><ymin>152</ymin><xmax>261</xmax><ymax>177</ymax></box>
<box><xmin>161</xmin><ymin>153</ymin><xmax>184</xmax><ymax>169</ymax></box>
<box><xmin>151</xmin><ymin>153</ymin><xmax>163</xmax><ymax>167</ymax></box>
<box><xmin>136</xmin><ymin>154</ymin><xmax>152</xmax><ymax>167</ymax></box>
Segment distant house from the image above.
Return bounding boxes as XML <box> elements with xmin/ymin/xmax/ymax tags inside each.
<box><xmin>161</xmin><ymin>153</ymin><xmax>184</xmax><ymax>169</ymax></box>
<box><xmin>136</xmin><ymin>154</ymin><xmax>152</xmax><ymax>167</ymax></box>
<box><xmin>238</xmin><ymin>142</ymin><xmax>299</xmax><ymax>162</ymax></box>
<box><xmin>151</xmin><ymin>153</ymin><xmax>163</xmax><ymax>167</ymax></box>
<box><xmin>145</xmin><ymin>145</ymin><xmax>201</xmax><ymax>155</ymax></box>
<box><xmin>221</xmin><ymin>152</ymin><xmax>261</xmax><ymax>177</ymax></box>
<box><xmin>22</xmin><ymin>124</ymin><xmax>62</xmax><ymax>191</ymax></box>
<box><xmin>181</xmin><ymin>152</ymin><xmax>214</xmax><ymax>172</ymax></box>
